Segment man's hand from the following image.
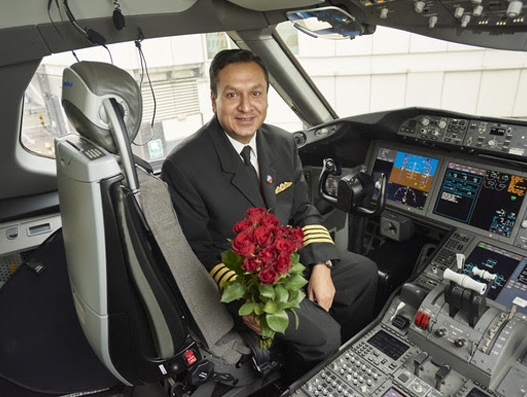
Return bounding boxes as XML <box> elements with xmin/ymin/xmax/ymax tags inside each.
<box><xmin>243</xmin><ymin>314</ymin><xmax>261</xmax><ymax>334</ymax></box>
<box><xmin>307</xmin><ymin>264</ymin><xmax>336</xmax><ymax>311</ymax></box>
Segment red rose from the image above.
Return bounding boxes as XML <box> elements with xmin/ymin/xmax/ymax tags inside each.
<box><xmin>258</xmin><ymin>246</ymin><xmax>277</xmax><ymax>266</ymax></box>
<box><xmin>260</xmin><ymin>212</ymin><xmax>279</xmax><ymax>228</ymax></box>
<box><xmin>233</xmin><ymin>219</ymin><xmax>253</xmax><ymax>234</ymax></box>
<box><xmin>242</xmin><ymin>256</ymin><xmax>260</xmax><ymax>272</ymax></box>
<box><xmin>254</xmin><ymin>225</ymin><xmax>272</xmax><ymax>247</ymax></box>
<box><xmin>274</xmin><ymin>237</ymin><xmax>294</xmax><ymax>255</ymax></box>
<box><xmin>275</xmin><ymin>253</ymin><xmax>291</xmax><ymax>274</ymax></box>
<box><xmin>289</xmin><ymin>227</ymin><xmax>304</xmax><ymax>250</ymax></box>
<box><xmin>232</xmin><ymin>232</ymin><xmax>255</xmax><ymax>257</ymax></box>
<box><xmin>245</xmin><ymin>208</ymin><xmax>268</xmax><ymax>224</ymax></box>
<box><xmin>258</xmin><ymin>267</ymin><xmax>278</xmax><ymax>285</ymax></box>
<box><xmin>274</xmin><ymin>225</ymin><xmax>290</xmax><ymax>240</ymax></box>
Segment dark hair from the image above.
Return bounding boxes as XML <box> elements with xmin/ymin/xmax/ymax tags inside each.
<box><xmin>209</xmin><ymin>49</ymin><xmax>269</xmax><ymax>96</ymax></box>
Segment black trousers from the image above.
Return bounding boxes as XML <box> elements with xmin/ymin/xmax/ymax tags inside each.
<box><xmin>277</xmin><ymin>250</ymin><xmax>378</xmax><ymax>370</ymax></box>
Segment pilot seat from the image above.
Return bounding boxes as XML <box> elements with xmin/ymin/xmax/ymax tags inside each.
<box><xmin>55</xmin><ymin>61</ymin><xmax>281</xmax><ymax>396</ymax></box>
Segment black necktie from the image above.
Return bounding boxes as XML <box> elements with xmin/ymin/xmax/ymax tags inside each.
<box><xmin>240</xmin><ymin>145</ymin><xmax>260</xmax><ymax>187</ymax></box>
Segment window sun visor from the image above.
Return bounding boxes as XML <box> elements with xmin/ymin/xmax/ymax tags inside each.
<box><xmin>286</xmin><ymin>6</ymin><xmax>374</xmax><ymax>40</ymax></box>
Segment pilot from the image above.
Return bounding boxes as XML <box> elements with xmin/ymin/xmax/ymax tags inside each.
<box><xmin>161</xmin><ymin>48</ymin><xmax>378</xmax><ymax>380</ymax></box>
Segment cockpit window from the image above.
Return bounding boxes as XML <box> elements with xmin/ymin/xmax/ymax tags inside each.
<box><xmin>280</xmin><ymin>22</ymin><xmax>527</xmax><ymax>120</ymax></box>
<box><xmin>20</xmin><ymin>32</ymin><xmax>301</xmax><ymax>169</ymax></box>
<box><xmin>21</xmin><ymin>26</ymin><xmax>527</xmax><ymax>167</ymax></box>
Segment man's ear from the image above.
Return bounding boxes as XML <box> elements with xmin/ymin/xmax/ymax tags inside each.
<box><xmin>211</xmin><ymin>92</ymin><xmax>217</xmax><ymax>113</ymax></box>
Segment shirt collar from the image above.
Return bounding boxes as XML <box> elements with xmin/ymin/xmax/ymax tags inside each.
<box><xmin>224</xmin><ymin>131</ymin><xmax>258</xmax><ymax>161</ymax></box>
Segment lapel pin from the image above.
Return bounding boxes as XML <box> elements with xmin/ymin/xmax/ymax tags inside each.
<box><xmin>266</xmin><ymin>175</ymin><xmax>273</xmax><ymax>183</ymax></box>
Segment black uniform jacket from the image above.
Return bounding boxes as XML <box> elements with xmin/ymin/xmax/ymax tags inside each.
<box><xmin>161</xmin><ymin>116</ymin><xmax>338</xmax><ymax>271</ymax></box>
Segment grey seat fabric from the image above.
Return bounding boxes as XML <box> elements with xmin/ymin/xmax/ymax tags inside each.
<box><xmin>137</xmin><ymin>168</ymin><xmax>248</xmax><ymax>361</ymax></box>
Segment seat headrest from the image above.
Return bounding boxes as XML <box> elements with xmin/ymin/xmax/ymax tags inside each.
<box><xmin>61</xmin><ymin>61</ymin><xmax>142</xmax><ymax>154</ymax></box>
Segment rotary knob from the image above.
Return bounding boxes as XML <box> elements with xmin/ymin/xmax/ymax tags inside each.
<box><xmin>507</xmin><ymin>0</ymin><xmax>523</xmax><ymax>18</ymax></box>
<box><xmin>435</xmin><ymin>327</ymin><xmax>448</xmax><ymax>337</ymax></box>
<box><xmin>437</xmin><ymin>119</ymin><xmax>447</xmax><ymax>129</ymax></box>
<box><xmin>429</xmin><ymin>15</ymin><xmax>438</xmax><ymax>28</ymax></box>
<box><xmin>415</xmin><ymin>1</ymin><xmax>426</xmax><ymax>13</ymax></box>
<box><xmin>461</xmin><ymin>14</ymin><xmax>471</xmax><ymax>27</ymax></box>
<box><xmin>473</xmin><ymin>5</ymin><xmax>484</xmax><ymax>16</ymax></box>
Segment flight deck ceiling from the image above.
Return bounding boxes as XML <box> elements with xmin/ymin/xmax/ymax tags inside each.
<box><xmin>2</xmin><ymin>0</ymin><xmax>527</xmax><ymax>67</ymax></box>
<box><xmin>233</xmin><ymin>0</ymin><xmax>527</xmax><ymax>51</ymax></box>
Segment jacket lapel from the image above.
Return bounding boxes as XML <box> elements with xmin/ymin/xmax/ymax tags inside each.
<box><xmin>256</xmin><ymin>131</ymin><xmax>277</xmax><ymax>211</ymax></box>
<box><xmin>208</xmin><ymin>118</ymin><xmax>266</xmax><ymax>208</ymax></box>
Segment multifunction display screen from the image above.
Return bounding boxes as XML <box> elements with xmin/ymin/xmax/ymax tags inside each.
<box><xmin>372</xmin><ymin>148</ymin><xmax>440</xmax><ymax>210</ymax></box>
<box><xmin>464</xmin><ymin>242</ymin><xmax>527</xmax><ymax>313</ymax></box>
<box><xmin>433</xmin><ymin>161</ymin><xmax>527</xmax><ymax>238</ymax></box>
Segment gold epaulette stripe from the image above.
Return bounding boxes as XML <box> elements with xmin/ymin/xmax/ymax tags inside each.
<box><xmin>210</xmin><ymin>263</ymin><xmax>237</xmax><ymax>291</ymax></box>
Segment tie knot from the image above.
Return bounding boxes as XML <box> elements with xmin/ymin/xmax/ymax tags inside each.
<box><xmin>241</xmin><ymin>145</ymin><xmax>252</xmax><ymax>166</ymax></box>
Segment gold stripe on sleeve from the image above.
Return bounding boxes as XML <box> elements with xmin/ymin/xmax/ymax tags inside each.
<box><xmin>210</xmin><ymin>263</ymin><xmax>237</xmax><ymax>291</ymax></box>
<box><xmin>302</xmin><ymin>225</ymin><xmax>335</xmax><ymax>246</ymax></box>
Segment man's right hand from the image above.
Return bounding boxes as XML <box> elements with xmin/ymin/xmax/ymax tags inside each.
<box><xmin>242</xmin><ymin>314</ymin><xmax>261</xmax><ymax>334</ymax></box>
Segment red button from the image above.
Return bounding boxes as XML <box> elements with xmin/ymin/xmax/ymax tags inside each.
<box><xmin>420</xmin><ymin>312</ymin><xmax>430</xmax><ymax>329</ymax></box>
<box><xmin>184</xmin><ymin>349</ymin><xmax>197</xmax><ymax>365</ymax></box>
<box><xmin>414</xmin><ymin>310</ymin><xmax>431</xmax><ymax>329</ymax></box>
<box><xmin>414</xmin><ymin>311</ymin><xmax>424</xmax><ymax>327</ymax></box>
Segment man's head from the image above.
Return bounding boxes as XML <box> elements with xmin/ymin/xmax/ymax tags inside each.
<box><xmin>209</xmin><ymin>49</ymin><xmax>270</xmax><ymax>144</ymax></box>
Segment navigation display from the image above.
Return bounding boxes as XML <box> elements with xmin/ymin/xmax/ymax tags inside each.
<box><xmin>463</xmin><ymin>242</ymin><xmax>527</xmax><ymax>314</ymax></box>
<box><xmin>372</xmin><ymin>147</ymin><xmax>440</xmax><ymax>210</ymax></box>
<box><xmin>433</xmin><ymin>161</ymin><xmax>527</xmax><ymax>238</ymax></box>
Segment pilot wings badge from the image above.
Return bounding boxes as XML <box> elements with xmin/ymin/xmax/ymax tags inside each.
<box><xmin>275</xmin><ymin>181</ymin><xmax>292</xmax><ymax>194</ymax></box>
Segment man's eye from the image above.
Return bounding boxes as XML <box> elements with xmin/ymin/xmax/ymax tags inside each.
<box><xmin>226</xmin><ymin>92</ymin><xmax>236</xmax><ymax>98</ymax></box>
<box><xmin>253</xmin><ymin>91</ymin><xmax>262</xmax><ymax>97</ymax></box>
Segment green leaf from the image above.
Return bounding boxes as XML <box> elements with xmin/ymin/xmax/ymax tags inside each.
<box><xmin>290</xmin><ymin>252</ymin><xmax>300</xmax><ymax>264</ymax></box>
<box><xmin>220</xmin><ymin>282</ymin><xmax>245</xmax><ymax>303</ymax></box>
<box><xmin>283</xmin><ymin>274</ymin><xmax>308</xmax><ymax>291</ymax></box>
<box><xmin>263</xmin><ymin>300</ymin><xmax>278</xmax><ymax>314</ymax></box>
<box><xmin>259</xmin><ymin>284</ymin><xmax>276</xmax><ymax>300</ymax></box>
<box><xmin>238</xmin><ymin>301</ymin><xmax>255</xmax><ymax>316</ymax></box>
<box><xmin>289</xmin><ymin>290</ymin><xmax>306</xmax><ymax>308</ymax></box>
<box><xmin>290</xmin><ymin>308</ymin><xmax>300</xmax><ymax>329</ymax></box>
<box><xmin>259</xmin><ymin>318</ymin><xmax>276</xmax><ymax>339</ymax></box>
<box><xmin>266</xmin><ymin>309</ymin><xmax>289</xmax><ymax>334</ymax></box>
<box><xmin>275</xmin><ymin>284</ymin><xmax>289</xmax><ymax>304</ymax></box>
<box><xmin>289</xmin><ymin>261</ymin><xmax>305</xmax><ymax>275</ymax></box>
<box><xmin>253</xmin><ymin>303</ymin><xmax>264</xmax><ymax>316</ymax></box>
<box><xmin>220</xmin><ymin>250</ymin><xmax>243</xmax><ymax>272</ymax></box>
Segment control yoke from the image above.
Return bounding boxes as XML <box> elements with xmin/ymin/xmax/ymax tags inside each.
<box><xmin>319</xmin><ymin>158</ymin><xmax>387</xmax><ymax>216</ymax></box>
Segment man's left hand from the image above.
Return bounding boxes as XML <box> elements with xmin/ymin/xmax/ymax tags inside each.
<box><xmin>307</xmin><ymin>264</ymin><xmax>336</xmax><ymax>311</ymax></box>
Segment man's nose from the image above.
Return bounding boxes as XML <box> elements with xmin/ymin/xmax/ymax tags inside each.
<box><xmin>238</xmin><ymin>95</ymin><xmax>252</xmax><ymax>111</ymax></box>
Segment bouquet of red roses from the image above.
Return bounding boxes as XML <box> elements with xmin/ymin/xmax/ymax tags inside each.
<box><xmin>220</xmin><ymin>207</ymin><xmax>308</xmax><ymax>349</ymax></box>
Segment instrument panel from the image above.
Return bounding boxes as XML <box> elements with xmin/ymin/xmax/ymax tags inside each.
<box><xmin>290</xmin><ymin>108</ymin><xmax>527</xmax><ymax>397</ymax></box>
<box><xmin>367</xmin><ymin>140</ymin><xmax>527</xmax><ymax>248</ymax></box>
<box><xmin>288</xmin><ymin>229</ymin><xmax>527</xmax><ymax>396</ymax></box>
<box><xmin>398</xmin><ymin>113</ymin><xmax>527</xmax><ymax>159</ymax></box>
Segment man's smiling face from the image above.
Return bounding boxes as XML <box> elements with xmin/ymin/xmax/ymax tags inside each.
<box><xmin>211</xmin><ymin>61</ymin><xmax>268</xmax><ymax>144</ymax></box>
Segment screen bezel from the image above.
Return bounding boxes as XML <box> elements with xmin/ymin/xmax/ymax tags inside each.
<box><xmin>426</xmin><ymin>157</ymin><xmax>527</xmax><ymax>244</ymax></box>
<box><xmin>453</xmin><ymin>237</ymin><xmax>527</xmax><ymax>314</ymax></box>
<box><xmin>366</xmin><ymin>141</ymin><xmax>444</xmax><ymax>214</ymax></box>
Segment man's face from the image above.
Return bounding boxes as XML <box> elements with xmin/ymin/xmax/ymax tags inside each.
<box><xmin>211</xmin><ymin>61</ymin><xmax>268</xmax><ymax>144</ymax></box>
